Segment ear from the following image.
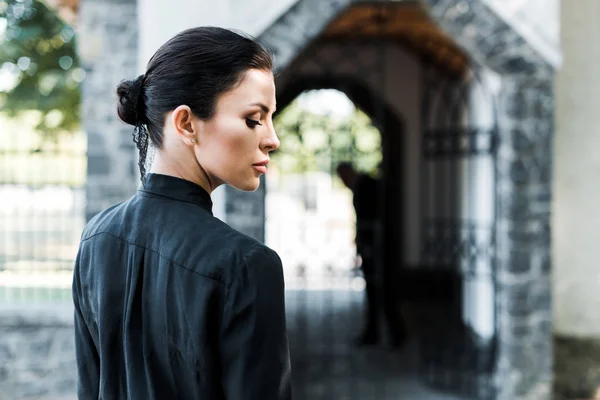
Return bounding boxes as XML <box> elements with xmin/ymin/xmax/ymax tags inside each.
<box><xmin>171</xmin><ymin>105</ymin><xmax>200</xmax><ymax>145</ymax></box>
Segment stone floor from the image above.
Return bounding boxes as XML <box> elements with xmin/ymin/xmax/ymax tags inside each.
<box><xmin>285</xmin><ymin>288</ymin><xmax>467</xmax><ymax>400</ymax></box>
<box><xmin>0</xmin><ymin>286</ymin><xmax>469</xmax><ymax>400</ymax></box>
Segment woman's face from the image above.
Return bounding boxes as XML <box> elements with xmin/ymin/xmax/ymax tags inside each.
<box><xmin>194</xmin><ymin>68</ymin><xmax>279</xmax><ymax>192</ymax></box>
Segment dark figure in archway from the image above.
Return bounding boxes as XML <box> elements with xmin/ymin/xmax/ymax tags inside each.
<box><xmin>336</xmin><ymin>162</ymin><xmax>407</xmax><ymax>347</ymax></box>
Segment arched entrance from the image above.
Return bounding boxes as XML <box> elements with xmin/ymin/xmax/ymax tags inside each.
<box><xmin>269</xmin><ymin>84</ymin><xmax>443</xmax><ymax>399</ymax></box>
<box><xmin>277</xmin><ymin>77</ymin><xmax>406</xmax><ymax>291</ymax></box>
<box><xmin>225</xmin><ymin>1</ymin><xmax>555</xmax><ymax>399</ymax></box>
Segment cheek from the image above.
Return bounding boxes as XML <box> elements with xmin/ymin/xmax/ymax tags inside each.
<box><xmin>221</xmin><ymin>131</ymin><xmax>251</xmax><ymax>158</ymax></box>
<box><xmin>205</xmin><ymin>121</ymin><xmax>256</xmax><ymax>166</ymax></box>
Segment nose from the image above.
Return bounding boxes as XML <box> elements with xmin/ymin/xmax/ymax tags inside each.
<box><xmin>261</xmin><ymin>124</ymin><xmax>280</xmax><ymax>153</ymax></box>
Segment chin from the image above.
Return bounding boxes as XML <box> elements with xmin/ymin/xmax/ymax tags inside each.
<box><xmin>232</xmin><ymin>178</ymin><xmax>261</xmax><ymax>192</ymax></box>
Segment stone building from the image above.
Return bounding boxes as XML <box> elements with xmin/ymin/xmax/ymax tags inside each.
<box><xmin>2</xmin><ymin>0</ymin><xmax>600</xmax><ymax>399</ymax></box>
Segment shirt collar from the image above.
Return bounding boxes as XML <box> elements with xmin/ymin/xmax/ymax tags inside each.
<box><xmin>139</xmin><ymin>173</ymin><xmax>213</xmax><ymax>214</ymax></box>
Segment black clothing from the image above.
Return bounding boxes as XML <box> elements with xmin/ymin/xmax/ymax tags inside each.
<box><xmin>351</xmin><ymin>174</ymin><xmax>405</xmax><ymax>346</ymax></box>
<box><xmin>72</xmin><ymin>173</ymin><xmax>291</xmax><ymax>400</ymax></box>
<box><xmin>352</xmin><ymin>174</ymin><xmax>379</xmax><ymax>262</ymax></box>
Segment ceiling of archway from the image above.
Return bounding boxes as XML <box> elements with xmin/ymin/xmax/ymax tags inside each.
<box><xmin>318</xmin><ymin>2</ymin><xmax>469</xmax><ymax>79</ymax></box>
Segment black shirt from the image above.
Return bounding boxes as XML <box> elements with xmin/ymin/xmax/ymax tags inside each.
<box><xmin>72</xmin><ymin>173</ymin><xmax>291</xmax><ymax>399</ymax></box>
<box><xmin>352</xmin><ymin>174</ymin><xmax>380</xmax><ymax>255</ymax></box>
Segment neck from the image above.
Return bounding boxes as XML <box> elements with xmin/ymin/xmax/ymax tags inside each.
<box><xmin>344</xmin><ymin>176</ymin><xmax>357</xmax><ymax>189</ymax></box>
<box><xmin>150</xmin><ymin>150</ymin><xmax>215</xmax><ymax>194</ymax></box>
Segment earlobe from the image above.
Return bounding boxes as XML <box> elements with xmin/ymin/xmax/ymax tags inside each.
<box><xmin>189</xmin><ymin>118</ymin><xmax>204</xmax><ymax>146</ymax></box>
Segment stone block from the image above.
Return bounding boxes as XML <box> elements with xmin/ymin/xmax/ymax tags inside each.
<box><xmin>86</xmin><ymin>154</ymin><xmax>112</xmax><ymax>175</ymax></box>
<box><xmin>81</xmin><ymin>0</ymin><xmax>139</xmax><ymax>221</ymax></box>
<box><xmin>0</xmin><ymin>307</ymin><xmax>76</xmax><ymax>400</ymax></box>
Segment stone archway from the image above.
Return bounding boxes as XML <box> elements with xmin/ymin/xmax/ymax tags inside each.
<box><xmin>224</xmin><ymin>1</ymin><xmax>555</xmax><ymax>399</ymax></box>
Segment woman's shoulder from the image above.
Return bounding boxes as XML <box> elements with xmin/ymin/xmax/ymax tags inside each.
<box><xmin>225</xmin><ymin>239</ymin><xmax>284</xmax><ymax>292</ymax></box>
<box><xmin>80</xmin><ymin>198</ymin><xmax>132</xmax><ymax>240</ymax></box>
<box><xmin>214</xmin><ymin>219</ymin><xmax>281</xmax><ymax>265</ymax></box>
<box><xmin>181</xmin><ymin>215</ymin><xmax>280</xmax><ymax>277</ymax></box>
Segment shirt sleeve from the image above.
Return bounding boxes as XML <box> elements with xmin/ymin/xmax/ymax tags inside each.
<box><xmin>72</xmin><ymin>249</ymin><xmax>101</xmax><ymax>399</ymax></box>
<box><xmin>219</xmin><ymin>245</ymin><xmax>292</xmax><ymax>400</ymax></box>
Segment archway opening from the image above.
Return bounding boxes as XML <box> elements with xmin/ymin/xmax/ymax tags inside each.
<box><xmin>266</xmin><ymin>88</ymin><xmax>380</xmax><ymax>292</ymax></box>
<box><xmin>256</xmin><ymin>2</ymin><xmax>500</xmax><ymax>399</ymax></box>
<box><xmin>266</xmin><ymin>79</ymin><xmax>475</xmax><ymax>398</ymax></box>
<box><xmin>266</xmin><ymin>87</ymin><xmax>440</xmax><ymax>399</ymax></box>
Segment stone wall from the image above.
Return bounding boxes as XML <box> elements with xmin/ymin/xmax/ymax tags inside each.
<box><xmin>494</xmin><ymin>76</ymin><xmax>553</xmax><ymax>400</ymax></box>
<box><xmin>483</xmin><ymin>0</ymin><xmax>561</xmax><ymax>68</ymax></box>
<box><xmin>0</xmin><ymin>306</ymin><xmax>76</xmax><ymax>400</ymax></box>
<box><xmin>224</xmin><ymin>180</ymin><xmax>266</xmax><ymax>241</ymax></box>
<box><xmin>425</xmin><ymin>2</ymin><xmax>554</xmax><ymax>399</ymax></box>
<box><xmin>0</xmin><ymin>0</ymin><xmax>139</xmax><ymax>398</ymax></box>
<box><xmin>79</xmin><ymin>0</ymin><xmax>140</xmax><ymax>221</ymax></box>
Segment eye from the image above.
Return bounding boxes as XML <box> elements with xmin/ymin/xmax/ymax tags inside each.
<box><xmin>246</xmin><ymin>118</ymin><xmax>262</xmax><ymax>129</ymax></box>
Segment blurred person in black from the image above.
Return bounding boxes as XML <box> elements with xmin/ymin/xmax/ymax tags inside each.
<box><xmin>337</xmin><ymin>162</ymin><xmax>406</xmax><ymax>347</ymax></box>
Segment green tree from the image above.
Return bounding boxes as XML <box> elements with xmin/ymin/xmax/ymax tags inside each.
<box><xmin>272</xmin><ymin>97</ymin><xmax>382</xmax><ymax>177</ymax></box>
<box><xmin>0</xmin><ymin>0</ymin><xmax>81</xmax><ymax>138</ymax></box>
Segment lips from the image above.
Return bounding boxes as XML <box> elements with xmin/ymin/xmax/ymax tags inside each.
<box><xmin>252</xmin><ymin>160</ymin><xmax>269</xmax><ymax>174</ymax></box>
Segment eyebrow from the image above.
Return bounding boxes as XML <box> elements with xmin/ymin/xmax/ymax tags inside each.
<box><xmin>248</xmin><ymin>102</ymin><xmax>276</xmax><ymax>113</ymax></box>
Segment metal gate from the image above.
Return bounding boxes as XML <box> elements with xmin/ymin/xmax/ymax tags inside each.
<box><xmin>418</xmin><ymin>65</ymin><xmax>500</xmax><ymax>399</ymax></box>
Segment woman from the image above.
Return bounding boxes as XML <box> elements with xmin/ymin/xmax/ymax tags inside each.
<box><xmin>72</xmin><ymin>27</ymin><xmax>291</xmax><ymax>400</ymax></box>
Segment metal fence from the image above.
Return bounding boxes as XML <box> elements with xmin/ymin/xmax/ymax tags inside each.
<box><xmin>0</xmin><ymin>135</ymin><xmax>86</xmax><ymax>303</ymax></box>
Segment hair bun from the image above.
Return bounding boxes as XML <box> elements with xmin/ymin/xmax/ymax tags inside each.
<box><xmin>117</xmin><ymin>75</ymin><xmax>145</xmax><ymax>126</ymax></box>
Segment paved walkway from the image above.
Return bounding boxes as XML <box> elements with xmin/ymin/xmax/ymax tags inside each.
<box><xmin>285</xmin><ymin>288</ymin><xmax>467</xmax><ymax>400</ymax></box>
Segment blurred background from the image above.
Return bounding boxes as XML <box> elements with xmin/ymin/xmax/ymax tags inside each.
<box><xmin>0</xmin><ymin>0</ymin><xmax>597</xmax><ymax>399</ymax></box>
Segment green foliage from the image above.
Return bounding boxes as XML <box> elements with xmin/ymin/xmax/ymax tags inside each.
<box><xmin>273</xmin><ymin>97</ymin><xmax>382</xmax><ymax>176</ymax></box>
<box><xmin>0</xmin><ymin>0</ymin><xmax>81</xmax><ymax>138</ymax></box>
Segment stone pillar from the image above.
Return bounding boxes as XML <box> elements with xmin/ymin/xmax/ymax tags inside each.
<box><xmin>553</xmin><ymin>1</ymin><xmax>600</xmax><ymax>398</ymax></box>
<box><xmin>79</xmin><ymin>0</ymin><xmax>139</xmax><ymax>221</ymax></box>
<box><xmin>224</xmin><ymin>178</ymin><xmax>266</xmax><ymax>241</ymax></box>
<box><xmin>494</xmin><ymin>77</ymin><xmax>553</xmax><ymax>400</ymax></box>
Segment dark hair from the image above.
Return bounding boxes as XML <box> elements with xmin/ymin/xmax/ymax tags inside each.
<box><xmin>336</xmin><ymin>162</ymin><xmax>355</xmax><ymax>174</ymax></box>
<box><xmin>116</xmin><ymin>26</ymin><xmax>274</xmax><ymax>183</ymax></box>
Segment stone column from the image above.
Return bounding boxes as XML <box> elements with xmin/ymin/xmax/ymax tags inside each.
<box><xmin>553</xmin><ymin>1</ymin><xmax>600</xmax><ymax>398</ymax></box>
<box><xmin>495</xmin><ymin>77</ymin><xmax>553</xmax><ymax>400</ymax></box>
<box><xmin>79</xmin><ymin>0</ymin><xmax>139</xmax><ymax>221</ymax></box>
<box><xmin>224</xmin><ymin>178</ymin><xmax>266</xmax><ymax>241</ymax></box>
